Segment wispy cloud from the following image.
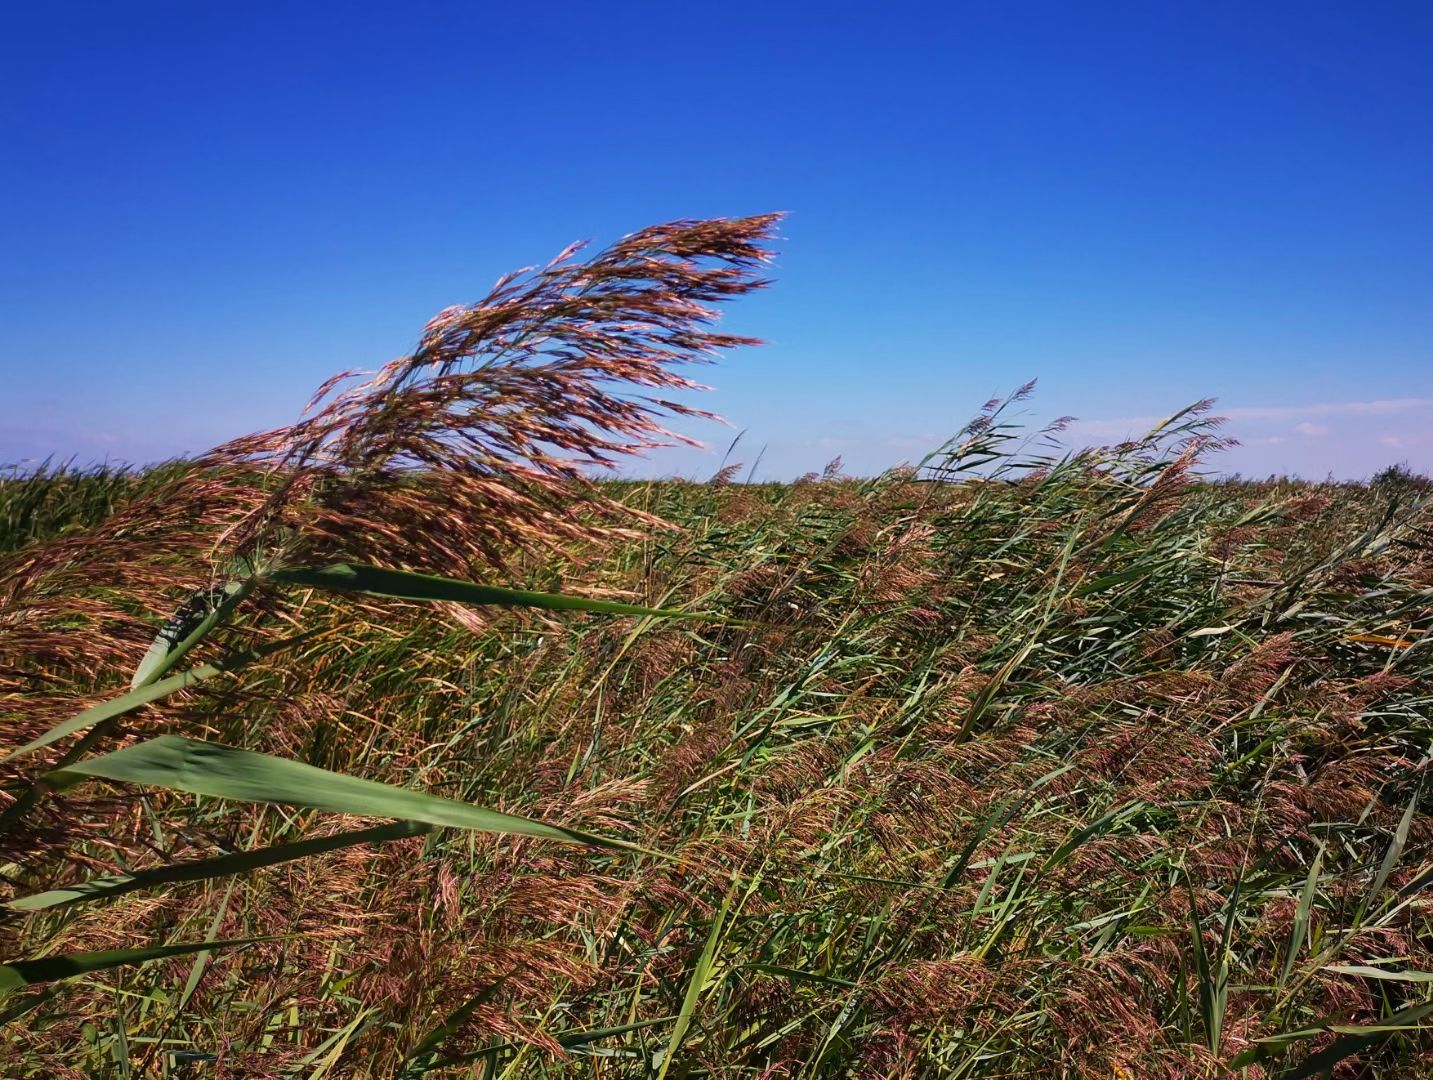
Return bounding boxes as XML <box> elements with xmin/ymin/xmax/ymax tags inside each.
<box><xmin>1069</xmin><ymin>397</ymin><xmax>1433</xmax><ymax>438</ymax></box>
<box><xmin>1222</xmin><ymin>398</ymin><xmax>1433</xmax><ymax>420</ymax></box>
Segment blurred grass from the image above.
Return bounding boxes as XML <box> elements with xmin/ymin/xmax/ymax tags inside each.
<box><xmin>0</xmin><ymin>461</ymin><xmax>193</xmax><ymax>554</ymax></box>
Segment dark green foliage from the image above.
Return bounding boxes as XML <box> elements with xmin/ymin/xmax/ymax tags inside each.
<box><xmin>0</xmin><ymin>460</ymin><xmax>192</xmax><ymax>553</ymax></box>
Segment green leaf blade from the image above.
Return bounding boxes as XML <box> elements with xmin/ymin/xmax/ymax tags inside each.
<box><xmin>7</xmin><ymin>820</ymin><xmax>433</xmax><ymax>912</ymax></box>
<box><xmin>0</xmin><ymin>938</ymin><xmax>263</xmax><ymax>996</ymax></box>
<box><xmin>50</xmin><ymin>736</ymin><xmax>648</xmax><ymax>854</ymax></box>
<box><xmin>269</xmin><ymin>562</ymin><xmax>741</xmax><ymax>623</ymax></box>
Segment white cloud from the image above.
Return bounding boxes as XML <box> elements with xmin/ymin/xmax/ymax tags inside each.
<box><xmin>1224</xmin><ymin>397</ymin><xmax>1433</xmax><ymax>420</ymax></box>
<box><xmin>1071</xmin><ymin>397</ymin><xmax>1433</xmax><ymax>438</ymax></box>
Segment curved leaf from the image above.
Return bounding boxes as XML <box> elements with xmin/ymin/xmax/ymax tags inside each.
<box><xmin>5</xmin><ymin>633</ymin><xmax>313</xmax><ymax>764</ymax></box>
<box><xmin>50</xmin><ymin>736</ymin><xmax>655</xmax><ymax>855</ymax></box>
<box><xmin>7</xmin><ymin>820</ymin><xmax>432</xmax><ymax>911</ymax></box>
<box><xmin>269</xmin><ymin>562</ymin><xmax>742</xmax><ymax>623</ymax></box>
<box><xmin>0</xmin><ymin>938</ymin><xmax>263</xmax><ymax>996</ymax></box>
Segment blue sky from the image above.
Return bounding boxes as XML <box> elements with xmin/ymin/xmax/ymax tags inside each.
<box><xmin>3</xmin><ymin>1</ymin><xmax>1431</xmax><ymax>479</ymax></box>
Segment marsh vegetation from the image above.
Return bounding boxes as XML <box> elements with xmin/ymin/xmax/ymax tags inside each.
<box><xmin>3</xmin><ymin>218</ymin><xmax>1431</xmax><ymax>1077</ymax></box>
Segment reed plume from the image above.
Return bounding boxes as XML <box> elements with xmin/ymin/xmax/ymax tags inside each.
<box><xmin>1</xmin><ymin>214</ymin><xmax>779</xmax><ymax>695</ymax></box>
<box><xmin>213</xmin><ymin>213</ymin><xmax>782</xmax><ymax>577</ymax></box>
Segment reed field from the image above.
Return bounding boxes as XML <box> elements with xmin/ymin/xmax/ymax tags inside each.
<box><xmin>2</xmin><ymin>217</ymin><xmax>1431</xmax><ymax>1078</ymax></box>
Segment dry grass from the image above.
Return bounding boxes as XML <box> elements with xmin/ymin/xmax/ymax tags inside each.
<box><xmin>2</xmin><ymin>217</ymin><xmax>1432</xmax><ymax>1078</ymax></box>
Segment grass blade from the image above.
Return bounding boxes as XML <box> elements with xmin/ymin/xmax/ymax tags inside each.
<box><xmin>1364</xmin><ymin>784</ymin><xmax>1420</xmax><ymax>914</ymax></box>
<box><xmin>131</xmin><ymin>577</ymin><xmax>255</xmax><ymax>689</ymax></box>
<box><xmin>0</xmin><ymin>938</ymin><xmax>263</xmax><ymax>996</ymax></box>
<box><xmin>49</xmin><ymin>736</ymin><xmax>648</xmax><ymax>853</ymax></box>
<box><xmin>1323</xmin><ymin>964</ymin><xmax>1433</xmax><ymax>983</ymax></box>
<box><xmin>656</xmin><ymin>888</ymin><xmax>733</xmax><ymax>1080</ymax></box>
<box><xmin>269</xmin><ymin>562</ymin><xmax>741</xmax><ymax>622</ymax></box>
<box><xmin>1283</xmin><ymin>1000</ymin><xmax>1433</xmax><ymax>1079</ymax></box>
<box><xmin>4</xmin><ymin>633</ymin><xmax>314</xmax><ymax>763</ymax></box>
<box><xmin>7</xmin><ymin>820</ymin><xmax>433</xmax><ymax>911</ymax></box>
<box><xmin>399</xmin><ymin>975</ymin><xmax>511</xmax><ymax>1077</ymax></box>
<box><xmin>1279</xmin><ymin>844</ymin><xmax>1324</xmax><ymax>991</ymax></box>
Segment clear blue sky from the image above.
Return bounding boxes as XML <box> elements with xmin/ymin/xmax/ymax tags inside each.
<box><xmin>4</xmin><ymin>1</ymin><xmax>1431</xmax><ymax>479</ymax></box>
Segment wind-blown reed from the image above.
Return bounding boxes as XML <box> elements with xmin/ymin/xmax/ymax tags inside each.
<box><xmin>3</xmin><ymin>216</ymin><xmax>1432</xmax><ymax>1077</ymax></box>
<box><xmin>0</xmin><ymin>215</ymin><xmax>778</xmax><ymax>1032</ymax></box>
